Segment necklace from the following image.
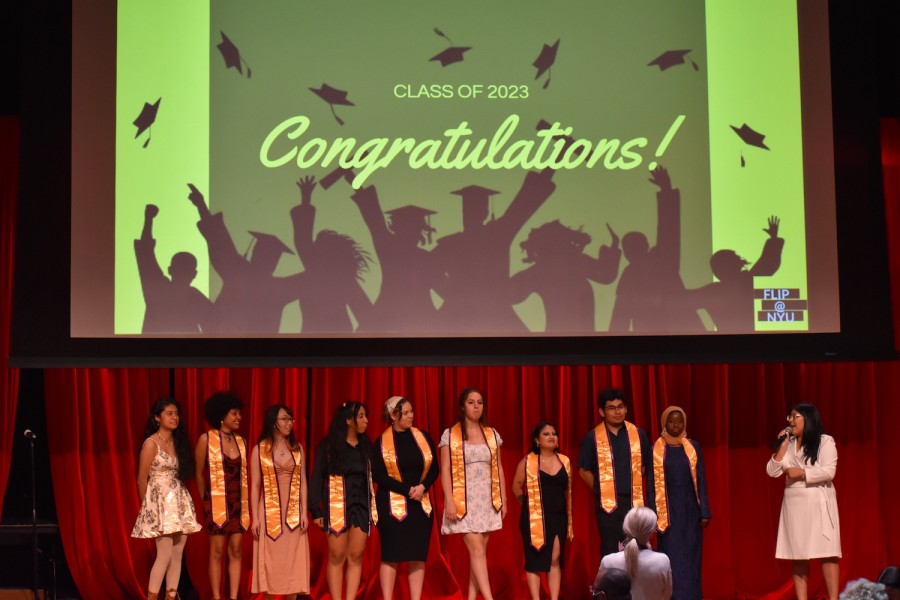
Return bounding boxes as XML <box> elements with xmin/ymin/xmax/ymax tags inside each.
<box><xmin>274</xmin><ymin>440</ymin><xmax>287</xmax><ymax>457</ymax></box>
<box><xmin>220</xmin><ymin>429</ymin><xmax>235</xmax><ymax>443</ymax></box>
<box><xmin>156</xmin><ymin>432</ymin><xmax>173</xmax><ymax>445</ymax></box>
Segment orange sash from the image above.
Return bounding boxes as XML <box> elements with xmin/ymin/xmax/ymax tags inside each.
<box><xmin>449</xmin><ymin>423</ymin><xmax>502</xmax><ymax>519</ymax></box>
<box><xmin>327</xmin><ymin>455</ymin><xmax>377</xmax><ymax>534</ymax></box>
<box><xmin>381</xmin><ymin>427</ymin><xmax>434</xmax><ymax>520</ymax></box>
<box><xmin>594</xmin><ymin>422</ymin><xmax>643</xmax><ymax>514</ymax></box>
<box><xmin>328</xmin><ymin>474</ymin><xmax>347</xmax><ymax>534</ymax></box>
<box><xmin>653</xmin><ymin>437</ymin><xmax>698</xmax><ymax>532</ymax></box>
<box><xmin>525</xmin><ymin>453</ymin><xmax>574</xmax><ymax>550</ymax></box>
<box><xmin>258</xmin><ymin>439</ymin><xmax>302</xmax><ymax>539</ymax></box>
<box><xmin>207</xmin><ymin>429</ymin><xmax>250</xmax><ymax>529</ymax></box>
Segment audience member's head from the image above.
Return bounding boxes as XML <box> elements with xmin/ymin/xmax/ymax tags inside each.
<box><xmin>878</xmin><ymin>566</ymin><xmax>900</xmax><ymax>600</ymax></box>
<box><xmin>840</xmin><ymin>578</ymin><xmax>888</xmax><ymax>600</ymax></box>
<box><xmin>622</xmin><ymin>506</ymin><xmax>658</xmax><ymax>580</ymax></box>
<box><xmin>592</xmin><ymin>567</ymin><xmax>631</xmax><ymax>600</ymax></box>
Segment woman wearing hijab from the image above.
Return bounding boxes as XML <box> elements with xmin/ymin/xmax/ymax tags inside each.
<box><xmin>653</xmin><ymin>406</ymin><xmax>711</xmax><ymax>600</ymax></box>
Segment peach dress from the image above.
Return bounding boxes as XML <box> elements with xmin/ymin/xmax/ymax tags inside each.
<box><xmin>251</xmin><ymin>445</ymin><xmax>310</xmax><ymax>595</ymax></box>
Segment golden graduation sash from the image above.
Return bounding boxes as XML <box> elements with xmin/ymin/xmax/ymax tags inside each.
<box><xmin>381</xmin><ymin>427</ymin><xmax>434</xmax><ymax>520</ymax></box>
<box><xmin>328</xmin><ymin>456</ymin><xmax>377</xmax><ymax>534</ymax></box>
<box><xmin>328</xmin><ymin>474</ymin><xmax>347</xmax><ymax>534</ymax></box>
<box><xmin>525</xmin><ymin>453</ymin><xmax>575</xmax><ymax>551</ymax></box>
<box><xmin>653</xmin><ymin>437</ymin><xmax>698</xmax><ymax>532</ymax></box>
<box><xmin>449</xmin><ymin>423</ymin><xmax>502</xmax><ymax>519</ymax></box>
<box><xmin>594</xmin><ymin>422</ymin><xmax>643</xmax><ymax>514</ymax></box>
<box><xmin>258</xmin><ymin>439</ymin><xmax>303</xmax><ymax>539</ymax></box>
<box><xmin>207</xmin><ymin>430</ymin><xmax>250</xmax><ymax>530</ymax></box>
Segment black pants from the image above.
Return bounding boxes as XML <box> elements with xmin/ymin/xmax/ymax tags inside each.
<box><xmin>595</xmin><ymin>496</ymin><xmax>631</xmax><ymax>557</ymax></box>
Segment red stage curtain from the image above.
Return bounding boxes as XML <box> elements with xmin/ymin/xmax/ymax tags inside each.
<box><xmin>0</xmin><ymin>115</ymin><xmax>21</xmax><ymax>517</ymax></box>
<box><xmin>42</xmin><ymin>361</ymin><xmax>900</xmax><ymax>600</ymax></box>
<box><xmin>32</xmin><ymin>117</ymin><xmax>900</xmax><ymax>599</ymax></box>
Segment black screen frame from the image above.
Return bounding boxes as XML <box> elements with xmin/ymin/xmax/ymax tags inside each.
<box><xmin>10</xmin><ymin>0</ymin><xmax>896</xmax><ymax>367</ymax></box>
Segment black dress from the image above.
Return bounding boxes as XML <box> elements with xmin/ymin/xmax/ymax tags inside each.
<box><xmin>656</xmin><ymin>441</ymin><xmax>710</xmax><ymax>600</ymax></box>
<box><xmin>309</xmin><ymin>440</ymin><xmax>372</xmax><ymax>534</ymax></box>
<box><xmin>519</xmin><ymin>468</ymin><xmax>569</xmax><ymax>572</ymax></box>
<box><xmin>372</xmin><ymin>428</ymin><xmax>440</xmax><ymax>562</ymax></box>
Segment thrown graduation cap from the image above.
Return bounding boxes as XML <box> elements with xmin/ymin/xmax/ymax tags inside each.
<box><xmin>648</xmin><ymin>49</ymin><xmax>699</xmax><ymax>71</ymax></box>
<box><xmin>133</xmin><ymin>98</ymin><xmax>161</xmax><ymax>148</ymax></box>
<box><xmin>731</xmin><ymin>123</ymin><xmax>770</xmax><ymax>167</ymax></box>
<box><xmin>320</xmin><ymin>150</ymin><xmax>372</xmax><ymax>189</ymax></box>
<box><xmin>217</xmin><ymin>32</ymin><xmax>252</xmax><ymax>78</ymax></box>
<box><xmin>310</xmin><ymin>84</ymin><xmax>355</xmax><ymax>126</ymax></box>
<box><xmin>386</xmin><ymin>205</ymin><xmax>437</xmax><ymax>242</ymax></box>
<box><xmin>246</xmin><ymin>230</ymin><xmax>294</xmax><ymax>260</ymax></box>
<box><xmin>533</xmin><ymin>39</ymin><xmax>559</xmax><ymax>89</ymax></box>
<box><xmin>430</xmin><ymin>27</ymin><xmax>470</xmax><ymax>67</ymax></box>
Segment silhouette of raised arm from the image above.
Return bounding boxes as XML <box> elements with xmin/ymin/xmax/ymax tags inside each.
<box><xmin>291</xmin><ymin>176</ymin><xmax>318</xmax><ymax>265</ymax></box>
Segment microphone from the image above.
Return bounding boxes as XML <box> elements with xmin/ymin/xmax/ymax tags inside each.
<box><xmin>771</xmin><ymin>426</ymin><xmax>790</xmax><ymax>451</ymax></box>
<box><xmin>23</xmin><ymin>429</ymin><xmax>36</xmax><ymax>440</ymax></box>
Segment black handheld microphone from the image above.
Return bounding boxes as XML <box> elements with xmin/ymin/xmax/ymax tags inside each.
<box><xmin>771</xmin><ymin>426</ymin><xmax>791</xmax><ymax>451</ymax></box>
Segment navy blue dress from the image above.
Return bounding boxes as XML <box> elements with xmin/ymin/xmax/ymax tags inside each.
<box><xmin>656</xmin><ymin>441</ymin><xmax>710</xmax><ymax>600</ymax></box>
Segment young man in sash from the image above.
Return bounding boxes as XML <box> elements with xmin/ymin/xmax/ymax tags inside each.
<box><xmin>578</xmin><ymin>388</ymin><xmax>655</xmax><ymax>556</ymax></box>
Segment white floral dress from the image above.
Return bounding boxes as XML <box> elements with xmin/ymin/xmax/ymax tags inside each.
<box><xmin>132</xmin><ymin>439</ymin><xmax>201</xmax><ymax>538</ymax></box>
<box><xmin>440</xmin><ymin>428</ymin><xmax>504</xmax><ymax>535</ymax></box>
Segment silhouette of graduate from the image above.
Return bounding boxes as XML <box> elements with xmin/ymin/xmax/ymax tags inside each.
<box><xmin>350</xmin><ymin>185</ymin><xmax>444</xmax><ymax>333</ymax></box>
<box><xmin>687</xmin><ymin>216</ymin><xmax>784</xmax><ymax>332</ymax></box>
<box><xmin>508</xmin><ymin>219</ymin><xmax>622</xmax><ymax>333</ymax></box>
<box><xmin>187</xmin><ymin>184</ymin><xmax>302</xmax><ymax>334</ymax></box>
<box><xmin>134</xmin><ymin>204</ymin><xmax>212</xmax><ymax>334</ymax></box>
<box><xmin>290</xmin><ymin>175</ymin><xmax>373</xmax><ymax>333</ymax></box>
<box><xmin>432</xmin><ymin>169</ymin><xmax>556</xmax><ymax>334</ymax></box>
<box><xmin>609</xmin><ymin>166</ymin><xmax>705</xmax><ymax>333</ymax></box>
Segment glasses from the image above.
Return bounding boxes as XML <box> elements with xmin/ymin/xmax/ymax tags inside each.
<box><xmin>787</xmin><ymin>413</ymin><xmax>803</xmax><ymax>420</ymax></box>
<box><xmin>278</xmin><ymin>417</ymin><xmax>295</xmax><ymax>423</ymax></box>
<box><xmin>588</xmin><ymin>586</ymin><xmax>603</xmax><ymax>599</ymax></box>
<box><xmin>604</xmin><ymin>404</ymin><xmax>626</xmax><ymax>412</ymax></box>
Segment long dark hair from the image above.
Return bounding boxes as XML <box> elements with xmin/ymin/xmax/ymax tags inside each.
<box><xmin>791</xmin><ymin>403</ymin><xmax>825</xmax><ymax>465</ymax></box>
<box><xmin>323</xmin><ymin>401</ymin><xmax>370</xmax><ymax>475</ymax></box>
<box><xmin>530</xmin><ymin>421</ymin><xmax>560</xmax><ymax>454</ymax></box>
<box><xmin>455</xmin><ymin>387</ymin><xmax>487</xmax><ymax>441</ymax></box>
<box><xmin>257</xmin><ymin>404</ymin><xmax>299</xmax><ymax>450</ymax></box>
<box><xmin>143</xmin><ymin>398</ymin><xmax>195</xmax><ymax>482</ymax></box>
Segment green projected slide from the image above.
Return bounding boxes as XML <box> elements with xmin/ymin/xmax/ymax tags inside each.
<box><xmin>110</xmin><ymin>0</ymin><xmax>821</xmax><ymax>337</ymax></box>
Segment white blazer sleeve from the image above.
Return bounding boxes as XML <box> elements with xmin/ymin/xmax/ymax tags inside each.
<box><xmin>766</xmin><ymin>454</ymin><xmax>785</xmax><ymax>478</ymax></box>
<box><xmin>804</xmin><ymin>434</ymin><xmax>837</xmax><ymax>485</ymax></box>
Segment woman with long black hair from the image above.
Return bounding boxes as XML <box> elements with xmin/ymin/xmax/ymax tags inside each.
<box><xmin>512</xmin><ymin>421</ymin><xmax>573</xmax><ymax>600</ymax></box>
<box><xmin>249</xmin><ymin>404</ymin><xmax>310</xmax><ymax>599</ymax></box>
<box><xmin>767</xmin><ymin>403</ymin><xmax>841</xmax><ymax>600</ymax></box>
<box><xmin>309</xmin><ymin>401</ymin><xmax>374</xmax><ymax>600</ymax></box>
<box><xmin>132</xmin><ymin>399</ymin><xmax>201</xmax><ymax>600</ymax></box>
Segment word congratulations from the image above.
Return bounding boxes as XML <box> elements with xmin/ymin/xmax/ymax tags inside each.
<box><xmin>259</xmin><ymin>114</ymin><xmax>685</xmax><ymax>189</ymax></box>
